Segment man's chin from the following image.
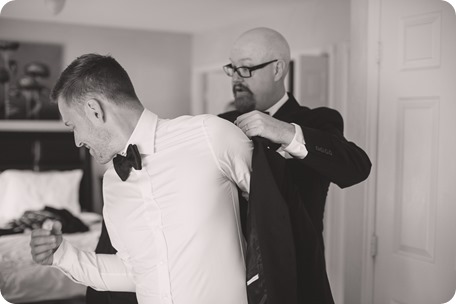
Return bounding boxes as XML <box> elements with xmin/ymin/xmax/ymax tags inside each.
<box><xmin>98</xmin><ymin>158</ymin><xmax>111</xmax><ymax>165</ymax></box>
<box><xmin>90</xmin><ymin>152</ymin><xmax>111</xmax><ymax>165</ymax></box>
<box><xmin>234</xmin><ymin>96</ymin><xmax>255</xmax><ymax>114</ymax></box>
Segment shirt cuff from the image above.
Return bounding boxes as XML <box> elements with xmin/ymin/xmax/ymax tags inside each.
<box><xmin>281</xmin><ymin>123</ymin><xmax>308</xmax><ymax>159</ymax></box>
<box><xmin>51</xmin><ymin>239</ymin><xmax>84</xmax><ymax>286</ymax></box>
<box><xmin>52</xmin><ymin>238</ymin><xmax>67</xmax><ymax>266</ymax></box>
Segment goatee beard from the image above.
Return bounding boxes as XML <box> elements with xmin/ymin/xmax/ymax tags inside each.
<box><xmin>233</xmin><ymin>85</ymin><xmax>255</xmax><ymax>114</ymax></box>
<box><xmin>234</xmin><ymin>95</ymin><xmax>255</xmax><ymax>114</ymax></box>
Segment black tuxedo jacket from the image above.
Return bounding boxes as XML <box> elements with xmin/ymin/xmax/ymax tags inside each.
<box><xmin>219</xmin><ymin>93</ymin><xmax>371</xmax><ymax>236</ymax></box>
<box><xmin>245</xmin><ymin>137</ymin><xmax>333</xmax><ymax>304</ymax></box>
<box><xmin>219</xmin><ymin>94</ymin><xmax>371</xmax><ymax>303</ymax></box>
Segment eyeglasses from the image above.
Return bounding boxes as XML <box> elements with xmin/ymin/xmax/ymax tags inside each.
<box><xmin>223</xmin><ymin>59</ymin><xmax>278</xmax><ymax>78</ymax></box>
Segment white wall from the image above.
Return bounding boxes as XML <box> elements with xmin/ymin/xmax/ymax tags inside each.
<box><xmin>0</xmin><ymin>18</ymin><xmax>192</xmax><ymax>118</ymax></box>
<box><xmin>0</xmin><ymin>18</ymin><xmax>192</xmax><ymax>212</ymax></box>
<box><xmin>192</xmin><ymin>1</ymin><xmax>350</xmax><ymax>66</ymax></box>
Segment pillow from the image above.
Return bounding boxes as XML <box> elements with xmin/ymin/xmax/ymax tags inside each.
<box><xmin>0</xmin><ymin>169</ymin><xmax>83</xmax><ymax>227</ymax></box>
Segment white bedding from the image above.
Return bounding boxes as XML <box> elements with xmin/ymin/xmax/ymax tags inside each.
<box><xmin>0</xmin><ymin>212</ymin><xmax>102</xmax><ymax>303</ymax></box>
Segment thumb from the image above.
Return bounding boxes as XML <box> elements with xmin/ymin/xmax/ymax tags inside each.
<box><xmin>51</xmin><ymin>220</ymin><xmax>62</xmax><ymax>235</ymax></box>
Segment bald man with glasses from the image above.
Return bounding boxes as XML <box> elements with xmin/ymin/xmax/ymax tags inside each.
<box><xmin>219</xmin><ymin>27</ymin><xmax>372</xmax><ymax>304</ymax></box>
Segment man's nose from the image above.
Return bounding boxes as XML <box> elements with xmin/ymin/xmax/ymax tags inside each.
<box><xmin>232</xmin><ymin>71</ymin><xmax>244</xmax><ymax>83</ymax></box>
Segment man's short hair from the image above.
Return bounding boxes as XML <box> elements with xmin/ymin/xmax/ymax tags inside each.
<box><xmin>50</xmin><ymin>53</ymin><xmax>139</xmax><ymax>106</ymax></box>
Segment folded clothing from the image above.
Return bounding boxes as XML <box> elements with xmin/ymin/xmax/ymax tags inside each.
<box><xmin>0</xmin><ymin>206</ymin><xmax>89</xmax><ymax>236</ymax></box>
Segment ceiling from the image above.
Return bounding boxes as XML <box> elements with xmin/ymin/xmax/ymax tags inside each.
<box><xmin>1</xmin><ymin>0</ymin><xmax>307</xmax><ymax>34</ymax></box>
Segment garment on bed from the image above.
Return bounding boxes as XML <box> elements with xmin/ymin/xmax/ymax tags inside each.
<box><xmin>0</xmin><ymin>206</ymin><xmax>89</xmax><ymax>236</ymax></box>
<box><xmin>0</xmin><ymin>214</ymin><xmax>102</xmax><ymax>303</ymax></box>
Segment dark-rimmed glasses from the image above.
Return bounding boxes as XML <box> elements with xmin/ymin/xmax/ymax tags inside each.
<box><xmin>223</xmin><ymin>59</ymin><xmax>278</xmax><ymax>78</ymax></box>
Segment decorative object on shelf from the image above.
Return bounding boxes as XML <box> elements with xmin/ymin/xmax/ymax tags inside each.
<box><xmin>19</xmin><ymin>63</ymin><xmax>51</xmax><ymax>119</ymax></box>
<box><xmin>0</xmin><ymin>41</ymin><xmax>19</xmax><ymax>119</ymax></box>
<box><xmin>0</xmin><ymin>40</ymin><xmax>62</xmax><ymax>120</ymax></box>
<box><xmin>44</xmin><ymin>0</ymin><xmax>66</xmax><ymax>15</ymax></box>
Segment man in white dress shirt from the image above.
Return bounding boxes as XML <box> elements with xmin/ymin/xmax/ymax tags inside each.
<box><xmin>29</xmin><ymin>54</ymin><xmax>252</xmax><ymax>304</ymax></box>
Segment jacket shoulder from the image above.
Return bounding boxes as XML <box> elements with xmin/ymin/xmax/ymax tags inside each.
<box><xmin>293</xmin><ymin>107</ymin><xmax>344</xmax><ymax>133</ymax></box>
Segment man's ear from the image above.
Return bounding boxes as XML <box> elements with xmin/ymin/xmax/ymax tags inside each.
<box><xmin>274</xmin><ymin>60</ymin><xmax>287</xmax><ymax>82</ymax></box>
<box><xmin>84</xmin><ymin>98</ymin><xmax>105</xmax><ymax>124</ymax></box>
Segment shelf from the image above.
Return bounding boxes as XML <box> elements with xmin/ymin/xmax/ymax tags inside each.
<box><xmin>0</xmin><ymin>120</ymin><xmax>69</xmax><ymax>132</ymax></box>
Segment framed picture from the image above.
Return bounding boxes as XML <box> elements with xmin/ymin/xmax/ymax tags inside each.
<box><xmin>0</xmin><ymin>40</ymin><xmax>62</xmax><ymax>120</ymax></box>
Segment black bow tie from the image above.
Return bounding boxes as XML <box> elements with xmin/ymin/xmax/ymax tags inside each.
<box><xmin>113</xmin><ymin>144</ymin><xmax>142</xmax><ymax>181</ymax></box>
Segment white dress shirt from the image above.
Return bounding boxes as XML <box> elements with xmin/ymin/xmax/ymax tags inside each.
<box><xmin>265</xmin><ymin>93</ymin><xmax>308</xmax><ymax>159</ymax></box>
<box><xmin>53</xmin><ymin>110</ymin><xmax>252</xmax><ymax>304</ymax></box>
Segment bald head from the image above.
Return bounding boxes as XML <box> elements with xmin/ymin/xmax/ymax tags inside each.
<box><xmin>230</xmin><ymin>27</ymin><xmax>291</xmax><ymax>76</ymax></box>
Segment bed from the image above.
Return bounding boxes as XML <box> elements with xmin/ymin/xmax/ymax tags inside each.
<box><xmin>0</xmin><ymin>129</ymin><xmax>102</xmax><ymax>304</ymax></box>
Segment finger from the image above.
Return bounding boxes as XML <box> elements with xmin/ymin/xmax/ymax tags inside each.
<box><xmin>31</xmin><ymin>244</ymin><xmax>57</xmax><ymax>255</ymax></box>
<box><xmin>31</xmin><ymin>229</ymin><xmax>52</xmax><ymax>237</ymax></box>
<box><xmin>236</xmin><ymin>118</ymin><xmax>249</xmax><ymax>130</ymax></box>
<box><xmin>33</xmin><ymin>251</ymin><xmax>53</xmax><ymax>264</ymax></box>
<box><xmin>30</xmin><ymin>235</ymin><xmax>57</xmax><ymax>246</ymax></box>
<box><xmin>237</xmin><ymin>113</ymin><xmax>270</xmax><ymax>129</ymax></box>
<box><xmin>51</xmin><ymin>221</ymin><xmax>62</xmax><ymax>235</ymax></box>
<box><xmin>32</xmin><ymin>248</ymin><xmax>52</xmax><ymax>260</ymax></box>
<box><xmin>238</xmin><ymin>122</ymin><xmax>252</xmax><ymax>134</ymax></box>
<box><xmin>234</xmin><ymin>110</ymin><xmax>262</xmax><ymax>125</ymax></box>
<box><xmin>244</xmin><ymin>126</ymin><xmax>262</xmax><ymax>138</ymax></box>
<box><xmin>237</xmin><ymin>117</ymin><xmax>259</xmax><ymax>131</ymax></box>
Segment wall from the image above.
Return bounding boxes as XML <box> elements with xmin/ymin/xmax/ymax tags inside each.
<box><xmin>192</xmin><ymin>1</ymin><xmax>350</xmax><ymax>67</ymax></box>
<box><xmin>0</xmin><ymin>18</ymin><xmax>192</xmax><ymax>118</ymax></box>
<box><xmin>0</xmin><ymin>18</ymin><xmax>192</xmax><ymax>212</ymax></box>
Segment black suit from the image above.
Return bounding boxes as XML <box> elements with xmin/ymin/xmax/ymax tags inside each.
<box><xmin>219</xmin><ymin>93</ymin><xmax>372</xmax><ymax>303</ymax></box>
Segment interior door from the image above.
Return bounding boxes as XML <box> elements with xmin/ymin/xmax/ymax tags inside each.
<box><xmin>374</xmin><ymin>0</ymin><xmax>456</xmax><ymax>303</ymax></box>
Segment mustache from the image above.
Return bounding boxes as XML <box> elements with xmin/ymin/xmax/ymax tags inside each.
<box><xmin>232</xmin><ymin>84</ymin><xmax>253</xmax><ymax>95</ymax></box>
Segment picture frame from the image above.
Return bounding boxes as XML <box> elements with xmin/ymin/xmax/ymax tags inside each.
<box><xmin>0</xmin><ymin>40</ymin><xmax>62</xmax><ymax>120</ymax></box>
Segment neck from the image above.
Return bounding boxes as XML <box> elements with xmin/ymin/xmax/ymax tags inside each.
<box><xmin>262</xmin><ymin>85</ymin><xmax>286</xmax><ymax>111</ymax></box>
<box><xmin>111</xmin><ymin>104</ymin><xmax>144</xmax><ymax>150</ymax></box>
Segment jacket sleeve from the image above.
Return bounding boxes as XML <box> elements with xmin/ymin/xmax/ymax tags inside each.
<box><xmin>294</xmin><ymin>107</ymin><xmax>371</xmax><ymax>188</ymax></box>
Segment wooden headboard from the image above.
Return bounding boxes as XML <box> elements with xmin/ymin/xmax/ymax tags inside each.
<box><xmin>0</xmin><ymin>131</ymin><xmax>93</xmax><ymax>212</ymax></box>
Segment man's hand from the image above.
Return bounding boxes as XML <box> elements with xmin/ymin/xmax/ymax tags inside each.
<box><xmin>30</xmin><ymin>220</ymin><xmax>63</xmax><ymax>265</ymax></box>
<box><xmin>234</xmin><ymin>110</ymin><xmax>295</xmax><ymax>146</ymax></box>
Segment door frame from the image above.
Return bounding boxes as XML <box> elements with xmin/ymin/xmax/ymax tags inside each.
<box><xmin>357</xmin><ymin>0</ymin><xmax>382</xmax><ymax>303</ymax></box>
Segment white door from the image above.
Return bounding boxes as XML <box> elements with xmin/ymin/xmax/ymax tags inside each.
<box><xmin>374</xmin><ymin>0</ymin><xmax>456</xmax><ymax>303</ymax></box>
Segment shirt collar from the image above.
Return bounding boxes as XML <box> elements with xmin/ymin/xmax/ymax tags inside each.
<box><xmin>265</xmin><ymin>92</ymin><xmax>288</xmax><ymax>116</ymax></box>
<box><xmin>118</xmin><ymin>109</ymin><xmax>158</xmax><ymax>157</ymax></box>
